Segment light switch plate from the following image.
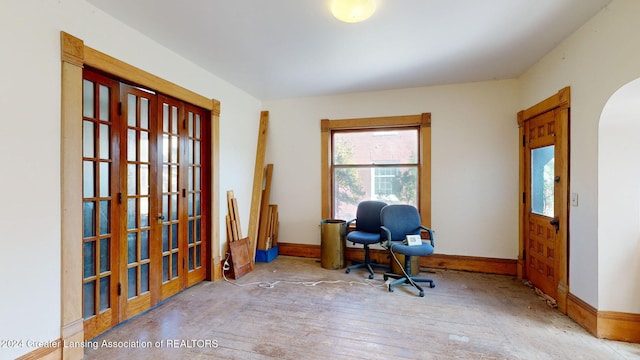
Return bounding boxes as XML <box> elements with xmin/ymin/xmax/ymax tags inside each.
<box><xmin>571</xmin><ymin>193</ymin><xmax>578</xmax><ymax>207</ymax></box>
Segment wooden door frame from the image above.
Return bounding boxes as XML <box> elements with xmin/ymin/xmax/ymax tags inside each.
<box><xmin>517</xmin><ymin>87</ymin><xmax>570</xmax><ymax>313</ymax></box>
<box><xmin>61</xmin><ymin>32</ymin><xmax>220</xmax><ymax>353</ymax></box>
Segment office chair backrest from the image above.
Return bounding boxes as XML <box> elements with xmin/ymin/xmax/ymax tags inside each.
<box><xmin>355</xmin><ymin>200</ymin><xmax>387</xmax><ymax>233</ymax></box>
<box><xmin>380</xmin><ymin>204</ymin><xmax>422</xmax><ymax>241</ymax></box>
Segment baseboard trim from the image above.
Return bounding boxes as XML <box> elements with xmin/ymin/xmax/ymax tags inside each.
<box><xmin>567</xmin><ymin>292</ymin><xmax>598</xmax><ymax>336</ymax></box>
<box><xmin>15</xmin><ymin>339</ymin><xmax>61</xmax><ymax>360</ymax></box>
<box><xmin>277</xmin><ymin>242</ymin><xmax>517</xmax><ymax>275</ymax></box>
<box><xmin>567</xmin><ymin>292</ymin><xmax>640</xmax><ymax>342</ymax></box>
<box><xmin>598</xmin><ymin>310</ymin><xmax>640</xmax><ymax>342</ymax></box>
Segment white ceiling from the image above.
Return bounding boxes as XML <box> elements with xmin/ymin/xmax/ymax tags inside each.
<box><xmin>86</xmin><ymin>0</ymin><xmax>611</xmax><ymax>101</ymax></box>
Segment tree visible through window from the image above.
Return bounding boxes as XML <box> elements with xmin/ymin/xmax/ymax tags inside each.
<box><xmin>332</xmin><ymin>129</ymin><xmax>419</xmax><ymax>220</ymax></box>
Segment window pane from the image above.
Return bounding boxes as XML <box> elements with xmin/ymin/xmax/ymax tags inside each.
<box><xmin>140</xmin><ymin>131</ymin><xmax>149</xmax><ymax>163</ymax></box>
<box><xmin>140</xmin><ymin>263</ymin><xmax>149</xmax><ymax>293</ymax></box>
<box><xmin>172</xmin><ymin>106</ymin><xmax>178</xmax><ymax>134</ymax></box>
<box><xmin>128</xmin><ymin>129</ymin><xmax>137</xmax><ymax>161</ymax></box>
<box><xmin>83</xmin><ymin>121</ymin><xmax>94</xmax><ymax>158</ymax></box>
<box><xmin>163</xmin><ymin>255</ymin><xmax>170</xmax><ymax>282</ymax></box>
<box><xmin>195</xmin><ymin>114</ymin><xmax>201</xmax><ymax>138</ymax></box>
<box><xmin>128</xmin><ymin>267</ymin><xmax>137</xmax><ymax>299</ymax></box>
<box><xmin>162</xmin><ymin>103</ymin><xmax>169</xmax><ymax>132</ymax></box>
<box><xmin>83</xmin><ymin>201</ymin><xmax>96</xmax><ymax>238</ymax></box>
<box><xmin>162</xmin><ymin>225</ymin><xmax>169</xmax><ymax>252</ymax></box>
<box><xmin>172</xmin><ymin>224</ymin><xmax>178</xmax><ymax>249</ymax></box>
<box><xmin>171</xmin><ymin>165</ymin><xmax>178</xmax><ymax>192</ymax></box>
<box><xmin>140</xmin><ymin>197</ymin><xmax>149</xmax><ymax>229</ymax></box>
<box><xmin>128</xmin><ymin>164</ymin><xmax>137</xmax><ymax>195</ymax></box>
<box><xmin>162</xmin><ymin>134</ymin><xmax>170</xmax><ymax>163</ymax></box>
<box><xmin>128</xmin><ymin>198</ymin><xmax>137</xmax><ymax>229</ymax></box>
<box><xmin>99</xmin><ymin>85</ymin><xmax>109</xmax><ymax>121</ymax></box>
<box><xmin>127</xmin><ymin>94</ymin><xmax>137</xmax><ymax>127</ymax></box>
<box><xmin>100</xmin><ymin>238</ymin><xmax>110</xmax><ymax>273</ymax></box>
<box><xmin>141</xmin><ymin>230</ymin><xmax>149</xmax><ymax>260</ymax></box>
<box><xmin>99</xmin><ymin>162</ymin><xmax>110</xmax><ymax>197</ymax></box>
<box><xmin>128</xmin><ymin>233</ymin><xmax>137</xmax><ymax>264</ymax></box>
<box><xmin>172</xmin><ymin>252</ymin><xmax>178</xmax><ymax>277</ymax></box>
<box><xmin>333</xmin><ymin>129</ymin><xmax>418</xmax><ymax>165</ymax></box>
<box><xmin>83</xmin><ymin>241</ymin><xmax>95</xmax><ymax>279</ymax></box>
<box><xmin>196</xmin><ymin>244</ymin><xmax>201</xmax><ymax>268</ymax></box>
<box><xmin>333</xmin><ymin>165</ymin><xmax>418</xmax><ymax>220</ymax></box>
<box><xmin>99</xmin><ymin>124</ymin><xmax>110</xmax><ymax>159</ymax></box>
<box><xmin>83</xmin><ymin>281</ymin><xmax>95</xmax><ymax>318</ymax></box>
<box><xmin>99</xmin><ymin>200</ymin><xmax>110</xmax><ymax>235</ymax></box>
<box><xmin>531</xmin><ymin>145</ymin><xmax>555</xmax><ymax>217</ymax></box>
<box><xmin>171</xmin><ymin>135</ymin><xmax>179</xmax><ymax>163</ymax></box>
<box><xmin>83</xmin><ymin>80</ymin><xmax>94</xmax><ymax>119</ymax></box>
<box><xmin>140</xmin><ymin>164</ymin><xmax>149</xmax><ymax>196</ymax></box>
<box><xmin>140</xmin><ymin>98</ymin><xmax>149</xmax><ymax>130</ymax></box>
<box><xmin>83</xmin><ymin>161</ymin><xmax>95</xmax><ymax>198</ymax></box>
<box><xmin>99</xmin><ymin>276</ymin><xmax>110</xmax><ymax>311</ymax></box>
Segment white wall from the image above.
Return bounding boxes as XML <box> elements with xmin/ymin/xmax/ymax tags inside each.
<box><xmin>599</xmin><ymin>79</ymin><xmax>640</xmax><ymax>313</ymax></box>
<box><xmin>520</xmin><ymin>0</ymin><xmax>640</xmax><ymax>311</ymax></box>
<box><xmin>263</xmin><ymin>79</ymin><xmax>520</xmax><ymax>259</ymax></box>
<box><xmin>0</xmin><ymin>0</ymin><xmax>260</xmax><ymax>358</ymax></box>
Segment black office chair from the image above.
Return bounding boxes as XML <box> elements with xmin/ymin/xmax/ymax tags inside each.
<box><xmin>345</xmin><ymin>200</ymin><xmax>388</xmax><ymax>279</ymax></box>
<box><xmin>380</xmin><ymin>204</ymin><xmax>435</xmax><ymax>297</ymax></box>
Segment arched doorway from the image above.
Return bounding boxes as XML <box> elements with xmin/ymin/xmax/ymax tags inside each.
<box><xmin>597</xmin><ymin>77</ymin><xmax>640</xmax><ymax>339</ymax></box>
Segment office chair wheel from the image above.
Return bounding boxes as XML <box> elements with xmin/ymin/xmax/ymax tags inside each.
<box><xmin>368</xmin><ymin>273</ymin><xmax>374</xmax><ymax>279</ymax></box>
<box><xmin>345</xmin><ymin>268</ymin><xmax>350</xmax><ymax>274</ymax></box>
<box><xmin>429</xmin><ymin>283</ymin><xmax>435</xmax><ymax>288</ymax></box>
<box><xmin>419</xmin><ymin>290</ymin><xmax>424</xmax><ymax>297</ymax></box>
<box><xmin>383</xmin><ymin>274</ymin><xmax>388</xmax><ymax>281</ymax></box>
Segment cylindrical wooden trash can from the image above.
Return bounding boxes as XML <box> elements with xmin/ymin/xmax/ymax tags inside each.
<box><xmin>320</xmin><ymin>219</ymin><xmax>346</xmax><ymax>269</ymax></box>
<box><xmin>390</xmin><ymin>252</ymin><xmax>420</xmax><ymax>276</ymax></box>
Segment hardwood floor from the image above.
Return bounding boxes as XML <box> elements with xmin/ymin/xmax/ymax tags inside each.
<box><xmin>84</xmin><ymin>256</ymin><xmax>640</xmax><ymax>359</ymax></box>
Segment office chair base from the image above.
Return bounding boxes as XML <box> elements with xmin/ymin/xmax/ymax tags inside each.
<box><xmin>346</xmin><ymin>261</ymin><xmax>388</xmax><ymax>279</ymax></box>
<box><xmin>383</xmin><ymin>272</ymin><xmax>435</xmax><ymax>297</ymax></box>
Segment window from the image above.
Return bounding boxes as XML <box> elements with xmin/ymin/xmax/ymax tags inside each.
<box><xmin>332</xmin><ymin>129</ymin><xmax>419</xmax><ymax>220</ymax></box>
<box><xmin>321</xmin><ymin>114</ymin><xmax>431</xmax><ymax>224</ymax></box>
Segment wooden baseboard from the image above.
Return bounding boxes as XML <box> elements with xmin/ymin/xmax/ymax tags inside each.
<box><xmin>567</xmin><ymin>292</ymin><xmax>640</xmax><ymax>342</ymax></box>
<box><xmin>567</xmin><ymin>292</ymin><xmax>598</xmax><ymax>336</ymax></box>
<box><xmin>15</xmin><ymin>339</ymin><xmax>61</xmax><ymax>360</ymax></box>
<box><xmin>277</xmin><ymin>242</ymin><xmax>517</xmax><ymax>275</ymax></box>
<box><xmin>598</xmin><ymin>310</ymin><xmax>640</xmax><ymax>342</ymax></box>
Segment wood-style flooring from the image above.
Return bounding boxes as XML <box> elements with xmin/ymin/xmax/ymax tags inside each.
<box><xmin>84</xmin><ymin>256</ymin><xmax>640</xmax><ymax>359</ymax></box>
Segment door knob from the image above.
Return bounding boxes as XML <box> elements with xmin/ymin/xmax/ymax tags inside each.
<box><xmin>549</xmin><ymin>217</ymin><xmax>560</xmax><ymax>233</ymax></box>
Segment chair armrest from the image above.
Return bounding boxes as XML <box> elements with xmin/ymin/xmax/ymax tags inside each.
<box><xmin>420</xmin><ymin>225</ymin><xmax>435</xmax><ymax>247</ymax></box>
<box><xmin>346</xmin><ymin>218</ymin><xmax>356</xmax><ymax>228</ymax></box>
<box><xmin>380</xmin><ymin>225</ymin><xmax>392</xmax><ymax>248</ymax></box>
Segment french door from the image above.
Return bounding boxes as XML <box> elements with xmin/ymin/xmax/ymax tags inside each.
<box><xmin>82</xmin><ymin>69</ymin><xmax>209</xmax><ymax>339</ymax></box>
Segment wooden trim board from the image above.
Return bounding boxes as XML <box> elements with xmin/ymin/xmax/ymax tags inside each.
<box><xmin>257</xmin><ymin>164</ymin><xmax>274</xmax><ymax>250</ymax></box>
<box><xmin>567</xmin><ymin>293</ymin><xmax>640</xmax><ymax>342</ymax></box>
<box><xmin>277</xmin><ymin>243</ymin><xmax>517</xmax><ymax>276</ymax></box>
<box><xmin>14</xmin><ymin>339</ymin><xmax>61</xmax><ymax>360</ymax></box>
<box><xmin>247</xmin><ymin>112</ymin><xmax>269</xmax><ymax>261</ymax></box>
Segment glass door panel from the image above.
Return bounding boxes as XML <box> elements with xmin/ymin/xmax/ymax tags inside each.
<box><xmin>159</xmin><ymin>96</ymin><xmax>182</xmax><ymax>299</ymax></box>
<box><xmin>120</xmin><ymin>84</ymin><xmax>156</xmax><ymax>319</ymax></box>
<box><xmin>82</xmin><ymin>70</ymin><xmax>119</xmax><ymax>340</ymax></box>
<box><xmin>186</xmin><ymin>105</ymin><xmax>207</xmax><ymax>286</ymax></box>
<box><xmin>531</xmin><ymin>145</ymin><xmax>555</xmax><ymax>217</ymax></box>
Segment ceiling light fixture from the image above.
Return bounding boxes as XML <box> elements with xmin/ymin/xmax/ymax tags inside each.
<box><xmin>330</xmin><ymin>0</ymin><xmax>377</xmax><ymax>23</ymax></box>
